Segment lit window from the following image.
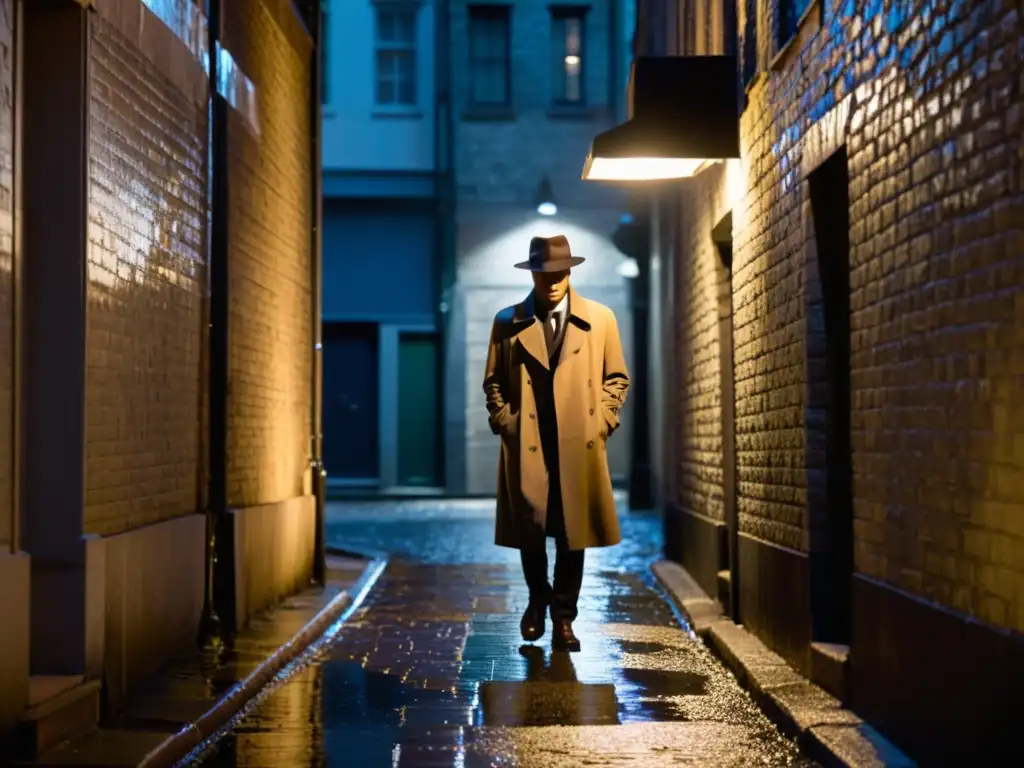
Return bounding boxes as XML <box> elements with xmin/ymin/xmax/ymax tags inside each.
<box><xmin>552</xmin><ymin>7</ymin><xmax>587</xmax><ymax>105</ymax></box>
<box><xmin>375</xmin><ymin>4</ymin><xmax>418</xmax><ymax>107</ymax></box>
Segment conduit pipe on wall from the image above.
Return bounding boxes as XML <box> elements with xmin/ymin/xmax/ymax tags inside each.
<box><xmin>310</xmin><ymin>0</ymin><xmax>326</xmax><ymax>585</ymax></box>
<box><xmin>200</xmin><ymin>0</ymin><xmax>234</xmax><ymax>648</ymax></box>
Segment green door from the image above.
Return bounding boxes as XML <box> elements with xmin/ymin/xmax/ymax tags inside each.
<box><xmin>397</xmin><ymin>333</ymin><xmax>441</xmax><ymax>487</ymax></box>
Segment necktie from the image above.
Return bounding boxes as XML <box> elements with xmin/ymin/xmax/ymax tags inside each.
<box><xmin>547</xmin><ymin>311</ymin><xmax>561</xmax><ymax>357</ymax></box>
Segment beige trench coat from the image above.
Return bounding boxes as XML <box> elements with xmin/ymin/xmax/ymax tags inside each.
<box><xmin>482</xmin><ymin>287</ymin><xmax>630</xmax><ymax>551</ymax></box>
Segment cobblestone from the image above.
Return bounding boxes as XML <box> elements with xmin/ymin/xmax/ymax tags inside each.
<box><xmin>194</xmin><ymin>500</ymin><xmax>816</xmax><ymax>767</ymax></box>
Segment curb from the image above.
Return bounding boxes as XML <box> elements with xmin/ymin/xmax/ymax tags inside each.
<box><xmin>138</xmin><ymin>552</ymin><xmax>388</xmax><ymax>768</ymax></box>
<box><xmin>652</xmin><ymin>560</ymin><xmax>916</xmax><ymax>768</ymax></box>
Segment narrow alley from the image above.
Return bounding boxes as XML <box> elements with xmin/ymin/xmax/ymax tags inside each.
<box><xmin>189</xmin><ymin>501</ymin><xmax>813</xmax><ymax>767</ymax></box>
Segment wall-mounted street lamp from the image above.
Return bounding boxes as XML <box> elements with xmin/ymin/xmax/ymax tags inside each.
<box><xmin>535</xmin><ymin>176</ymin><xmax>558</xmax><ymax>216</ymax></box>
<box><xmin>582</xmin><ymin>56</ymin><xmax>740</xmax><ymax>182</ymax></box>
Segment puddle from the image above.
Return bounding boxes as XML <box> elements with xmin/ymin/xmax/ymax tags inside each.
<box><xmin>621</xmin><ymin>667</ymin><xmax>709</xmax><ymax>697</ymax></box>
<box><xmin>617</xmin><ymin>639</ymin><xmax>670</xmax><ymax>655</ymax></box>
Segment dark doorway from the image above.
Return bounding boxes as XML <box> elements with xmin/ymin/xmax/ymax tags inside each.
<box><xmin>712</xmin><ymin>212</ymin><xmax>739</xmax><ymax>622</ymax></box>
<box><xmin>323</xmin><ymin>322</ymin><xmax>379</xmax><ymax>483</ymax></box>
<box><xmin>807</xmin><ymin>149</ymin><xmax>853</xmax><ymax>643</ymax></box>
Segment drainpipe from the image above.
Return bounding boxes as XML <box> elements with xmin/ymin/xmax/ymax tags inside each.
<box><xmin>199</xmin><ymin>0</ymin><xmax>234</xmax><ymax>647</ymax></box>
<box><xmin>434</xmin><ymin>0</ymin><xmax>456</xmax><ymax>490</ymax></box>
<box><xmin>310</xmin><ymin>1</ymin><xmax>326</xmax><ymax>585</ymax></box>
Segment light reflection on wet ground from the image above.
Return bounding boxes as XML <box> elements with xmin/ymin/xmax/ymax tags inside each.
<box><xmin>194</xmin><ymin>501</ymin><xmax>816</xmax><ymax>767</ymax></box>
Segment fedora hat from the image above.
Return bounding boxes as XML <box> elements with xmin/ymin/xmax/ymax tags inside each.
<box><xmin>515</xmin><ymin>234</ymin><xmax>586</xmax><ymax>272</ymax></box>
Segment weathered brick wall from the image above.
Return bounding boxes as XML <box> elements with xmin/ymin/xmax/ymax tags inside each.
<box><xmin>84</xmin><ymin>8</ymin><xmax>208</xmax><ymax>537</ymax></box>
<box><xmin>720</xmin><ymin>0</ymin><xmax>1024</xmax><ymax>630</ymax></box>
<box><xmin>223</xmin><ymin>0</ymin><xmax>313</xmax><ymax>507</ymax></box>
<box><xmin>0</xmin><ymin>0</ymin><xmax>13</xmax><ymax>547</ymax></box>
<box><xmin>673</xmin><ymin>166</ymin><xmax>733</xmax><ymax>526</ymax></box>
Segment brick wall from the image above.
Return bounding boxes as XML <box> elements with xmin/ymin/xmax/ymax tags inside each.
<box><xmin>742</xmin><ymin>0</ymin><xmax>1022</xmax><ymax>630</ymax></box>
<box><xmin>674</xmin><ymin>167</ymin><xmax>734</xmax><ymax>528</ymax></box>
<box><xmin>223</xmin><ymin>0</ymin><xmax>313</xmax><ymax>508</ymax></box>
<box><xmin>84</xmin><ymin>9</ymin><xmax>208</xmax><ymax>537</ymax></box>
<box><xmin>671</xmin><ymin>0</ymin><xmax>1024</xmax><ymax>633</ymax></box>
<box><xmin>0</xmin><ymin>0</ymin><xmax>12</xmax><ymax>547</ymax></box>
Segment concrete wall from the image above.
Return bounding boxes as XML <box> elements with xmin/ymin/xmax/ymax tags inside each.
<box><xmin>101</xmin><ymin>515</ymin><xmax>205</xmax><ymax>702</ymax></box>
<box><xmin>661</xmin><ymin>0</ymin><xmax>1024</xmax><ymax>761</ymax></box>
<box><xmin>233</xmin><ymin>495</ymin><xmax>316</xmax><ymax>631</ymax></box>
<box><xmin>0</xmin><ymin>551</ymin><xmax>29</xmax><ymax>740</ymax></box>
<box><xmin>322</xmin><ymin>0</ymin><xmax>435</xmax><ymax>172</ymax></box>
<box><xmin>450</xmin><ymin>0</ymin><xmax>633</xmax><ymax>494</ymax></box>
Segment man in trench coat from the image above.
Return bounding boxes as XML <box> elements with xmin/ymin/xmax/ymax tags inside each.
<box><xmin>482</xmin><ymin>234</ymin><xmax>630</xmax><ymax>652</ymax></box>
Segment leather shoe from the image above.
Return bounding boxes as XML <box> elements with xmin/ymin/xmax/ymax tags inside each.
<box><xmin>551</xmin><ymin>619</ymin><xmax>581</xmax><ymax>652</ymax></box>
<box><xmin>520</xmin><ymin>601</ymin><xmax>546</xmax><ymax>642</ymax></box>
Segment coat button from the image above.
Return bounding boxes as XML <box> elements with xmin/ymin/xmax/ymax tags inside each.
<box><xmin>527</xmin><ymin>379</ymin><xmax>532</xmax><ymax>386</ymax></box>
<box><xmin>589</xmin><ymin>408</ymin><xmax>595</xmax><ymax>415</ymax></box>
<box><xmin>587</xmin><ymin>379</ymin><xmax>592</xmax><ymax>387</ymax></box>
<box><xmin>529</xmin><ymin>412</ymin><xmax>536</xmax><ymax>419</ymax></box>
<box><xmin>528</xmin><ymin>445</ymin><xmax>538</xmax><ymax>452</ymax></box>
<box><xmin>587</xmin><ymin>440</ymin><xmax>595</xmax><ymax>449</ymax></box>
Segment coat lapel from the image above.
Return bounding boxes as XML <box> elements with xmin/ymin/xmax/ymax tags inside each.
<box><xmin>558</xmin><ymin>287</ymin><xmax>591</xmax><ymax>368</ymax></box>
<box><xmin>512</xmin><ymin>292</ymin><xmax>549</xmax><ymax>370</ymax></box>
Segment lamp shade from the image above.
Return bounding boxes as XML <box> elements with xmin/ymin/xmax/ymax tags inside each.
<box><xmin>582</xmin><ymin>56</ymin><xmax>740</xmax><ymax>182</ymax></box>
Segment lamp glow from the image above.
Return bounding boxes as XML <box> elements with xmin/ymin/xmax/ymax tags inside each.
<box><xmin>618</xmin><ymin>257</ymin><xmax>640</xmax><ymax>278</ymax></box>
<box><xmin>537</xmin><ymin>201</ymin><xmax>557</xmax><ymax>216</ymax></box>
<box><xmin>583</xmin><ymin>155</ymin><xmax>711</xmax><ymax>181</ymax></box>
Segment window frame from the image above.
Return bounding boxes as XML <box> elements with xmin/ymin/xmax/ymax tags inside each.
<box><xmin>373</xmin><ymin>1</ymin><xmax>420</xmax><ymax>111</ymax></box>
<box><xmin>550</xmin><ymin>5</ymin><xmax>589</xmax><ymax>107</ymax></box>
<box><xmin>776</xmin><ymin>0</ymin><xmax>812</xmax><ymax>49</ymax></box>
<box><xmin>467</xmin><ymin>4</ymin><xmax>513</xmax><ymax>109</ymax></box>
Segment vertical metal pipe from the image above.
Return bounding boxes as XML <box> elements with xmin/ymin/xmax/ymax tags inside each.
<box><xmin>434</xmin><ymin>0</ymin><xmax>456</xmax><ymax>491</ymax></box>
<box><xmin>200</xmin><ymin>0</ymin><xmax>233</xmax><ymax>646</ymax></box>
<box><xmin>310</xmin><ymin>0</ymin><xmax>326</xmax><ymax>585</ymax></box>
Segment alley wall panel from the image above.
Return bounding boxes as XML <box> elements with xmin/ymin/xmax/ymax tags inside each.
<box><xmin>84</xmin><ymin>10</ymin><xmax>208</xmax><ymax>537</ymax></box>
<box><xmin>0</xmin><ymin>0</ymin><xmax>13</xmax><ymax>548</ymax></box>
<box><xmin>223</xmin><ymin>0</ymin><xmax>313</xmax><ymax>507</ymax></box>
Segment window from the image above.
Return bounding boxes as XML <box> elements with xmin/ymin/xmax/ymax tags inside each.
<box><xmin>468</xmin><ymin>5</ymin><xmax>511</xmax><ymax>107</ymax></box>
<box><xmin>741</xmin><ymin>0</ymin><xmax>757</xmax><ymax>86</ymax></box>
<box><xmin>778</xmin><ymin>0</ymin><xmax>811</xmax><ymax>47</ymax></box>
<box><xmin>374</xmin><ymin>3</ymin><xmax>418</xmax><ymax>107</ymax></box>
<box><xmin>551</xmin><ymin>7</ymin><xmax>587</xmax><ymax>105</ymax></box>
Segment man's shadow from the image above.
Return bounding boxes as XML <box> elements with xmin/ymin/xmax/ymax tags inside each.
<box><xmin>476</xmin><ymin>645</ymin><xmax>619</xmax><ymax>726</ymax></box>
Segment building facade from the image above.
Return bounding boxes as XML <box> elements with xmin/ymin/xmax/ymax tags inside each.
<box><xmin>448</xmin><ymin>0</ymin><xmax>639</xmax><ymax>495</ymax></box>
<box><xmin>1</xmin><ymin>0</ymin><xmax>319</xmax><ymax>752</ymax></box>
<box><xmin>640</xmin><ymin>0</ymin><xmax>1023</xmax><ymax>762</ymax></box>
<box><xmin>320</xmin><ymin>0</ymin><xmax>447</xmax><ymax>493</ymax></box>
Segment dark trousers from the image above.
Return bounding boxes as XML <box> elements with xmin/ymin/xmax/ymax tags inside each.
<box><xmin>519</xmin><ymin>465</ymin><xmax>585</xmax><ymax>622</ymax></box>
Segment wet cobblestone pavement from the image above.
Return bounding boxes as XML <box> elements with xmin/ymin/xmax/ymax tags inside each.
<box><xmin>195</xmin><ymin>500</ymin><xmax>817</xmax><ymax>767</ymax></box>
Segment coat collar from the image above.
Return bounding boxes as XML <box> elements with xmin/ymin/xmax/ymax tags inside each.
<box><xmin>511</xmin><ymin>286</ymin><xmax>591</xmax><ymax>370</ymax></box>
